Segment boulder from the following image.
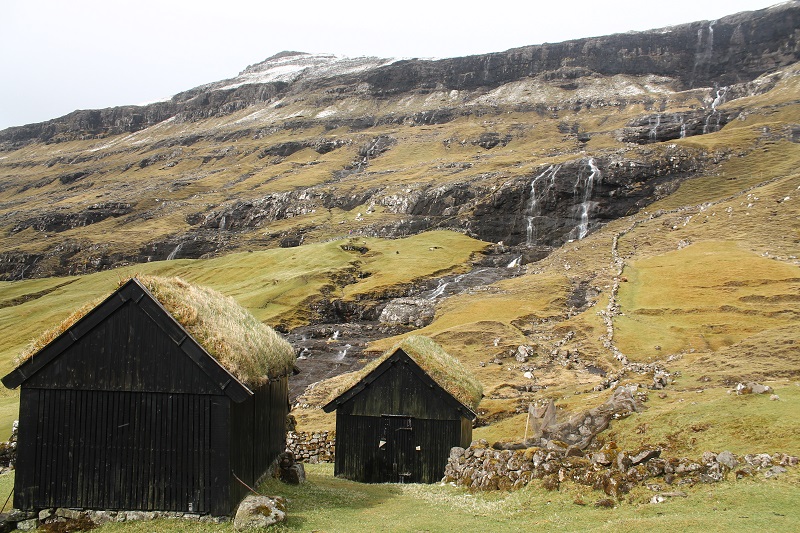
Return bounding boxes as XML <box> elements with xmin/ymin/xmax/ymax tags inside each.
<box><xmin>379</xmin><ymin>298</ymin><xmax>435</xmax><ymax>327</ymax></box>
<box><xmin>735</xmin><ymin>382</ymin><xmax>773</xmax><ymax>395</ymax></box>
<box><xmin>123</xmin><ymin>511</ymin><xmax>156</xmax><ymax>521</ymax></box>
<box><xmin>651</xmin><ymin>371</ymin><xmax>671</xmax><ymax>390</ymax></box>
<box><xmin>630</xmin><ymin>448</ymin><xmax>661</xmax><ymax>466</ymax></box>
<box><xmin>716</xmin><ymin>451</ymin><xmax>738</xmax><ymax>470</ymax></box>
<box><xmin>449</xmin><ymin>447</ymin><xmax>465</xmax><ymax>460</ymax></box>
<box><xmin>515</xmin><ymin>345</ymin><xmax>533</xmax><ymax>362</ymax></box>
<box><xmin>764</xmin><ymin>466</ymin><xmax>787</xmax><ymax>479</ymax></box>
<box><xmin>234</xmin><ymin>495</ymin><xmax>287</xmax><ymax>530</ymax></box>
<box><xmin>15</xmin><ymin>519</ymin><xmax>38</xmax><ymax>531</ymax></box>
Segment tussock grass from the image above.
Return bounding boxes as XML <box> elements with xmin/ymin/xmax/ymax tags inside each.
<box><xmin>134</xmin><ymin>275</ymin><xmax>296</xmax><ymax>384</ymax></box>
<box><xmin>14</xmin><ymin>297</ymin><xmax>103</xmax><ymax>365</ymax></box>
<box><xmin>615</xmin><ymin>240</ymin><xmax>800</xmax><ymax>362</ymax></box>
<box><xmin>607</xmin><ymin>381</ymin><xmax>800</xmax><ymax>457</ymax></box>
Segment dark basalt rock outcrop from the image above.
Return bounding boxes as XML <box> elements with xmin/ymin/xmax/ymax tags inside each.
<box><xmin>10</xmin><ymin>203</ymin><xmax>133</xmax><ymax>234</ymax></box>
<box><xmin>184</xmin><ymin>146</ymin><xmax>703</xmax><ymax>247</ymax></box>
<box><xmin>360</xmin><ymin>3</ymin><xmax>799</xmax><ymax>95</ymax></box>
<box><xmin>2</xmin><ymin>3</ymin><xmax>797</xmax><ymax>147</ymax></box>
<box><xmin>621</xmin><ymin>108</ymin><xmax>735</xmax><ymax>144</ymax></box>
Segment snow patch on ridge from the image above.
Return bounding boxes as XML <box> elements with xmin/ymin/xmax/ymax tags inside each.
<box><xmin>214</xmin><ymin>52</ymin><xmax>400</xmax><ymax>91</ymax></box>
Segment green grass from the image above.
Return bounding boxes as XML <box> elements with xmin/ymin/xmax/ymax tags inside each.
<box><xmin>615</xmin><ymin>240</ymin><xmax>800</xmax><ymax>361</ymax></box>
<box><xmin>608</xmin><ymin>381</ymin><xmax>800</xmax><ymax>457</ymax></box>
<box><xmin>20</xmin><ymin>464</ymin><xmax>798</xmax><ymax>532</ymax></box>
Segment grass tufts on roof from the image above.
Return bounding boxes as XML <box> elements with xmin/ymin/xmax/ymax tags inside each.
<box><xmin>330</xmin><ymin>335</ymin><xmax>483</xmax><ymax>410</ymax></box>
<box><xmin>134</xmin><ymin>275</ymin><xmax>296</xmax><ymax>384</ymax></box>
<box><xmin>15</xmin><ymin>298</ymin><xmax>104</xmax><ymax>366</ymax></box>
<box><xmin>16</xmin><ymin>275</ymin><xmax>295</xmax><ymax>387</ymax></box>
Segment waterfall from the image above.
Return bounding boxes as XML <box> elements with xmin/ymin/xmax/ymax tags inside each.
<box><xmin>526</xmin><ymin>164</ymin><xmax>561</xmax><ymax>246</ymax></box>
<box><xmin>336</xmin><ymin>344</ymin><xmax>352</xmax><ymax>360</ymax></box>
<box><xmin>703</xmin><ymin>87</ymin><xmax>727</xmax><ymax>134</ymax></box>
<box><xmin>428</xmin><ymin>280</ymin><xmax>449</xmax><ymax>300</ymax></box>
<box><xmin>219</xmin><ymin>216</ymin><xmax>227</xmax><ymax>231</ymax></box>
<box><xmin>649</xmin><ymin>114</ymin><xmax>661</xmax><ymax>143</ymax></box>
<box><xmin>166</xmin><ymin>242</ymin><xmax>183</xmax><ymax>260</ymax></box>
<box><xmin>680</xmin><ymin>116</ymin><xmax>687</xmax><ymax>139</ymax></box>
<box><xmin>331</xmin><ymin>330</ymin><xmax>340</xmax><ymax>341</ymax></box>
<box><xmin>708</xmin><ymin>20</ymin><xmax>715</xmax><ymax>52</ymax></box>
<box><xmin>575</xmin><ymin>158</ymin><xmax>601</xmax><ymax>240</ymax></box>
<box><xmin>711</xmin><ymin>86</ymin><xmax>727</xmax><ymax>110</ymax></box>
<box><xmin>691</xmin><ymin>19</ymin><xmax>717</xmax><ymax>86</ymax></box>
<box><xmin>507</xmin><ymin>256</ymin><xmax>522</xmax><ymax>268</ymax></box>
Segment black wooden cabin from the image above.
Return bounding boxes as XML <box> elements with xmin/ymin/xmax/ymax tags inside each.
<box><xmin>323</xmin><ymin>339</ymin><xmax>479</xmax><ymax>484</ymax></box>
<box><xmin>2</xmin><ymin>277</ymin><xmax>292</xmax><ymax>516</ymax></box>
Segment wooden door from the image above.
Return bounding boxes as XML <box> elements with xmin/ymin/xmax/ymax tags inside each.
<box><xmin>381</xmin><ymin>415</ymin><xmax>414</xmax><ymax>482</ymax></box>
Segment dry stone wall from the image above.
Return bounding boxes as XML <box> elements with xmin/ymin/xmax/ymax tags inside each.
<box><xmin>443</xmin><ymin>440</ymin><xmax>798</xmax><ymax>498</ymax></box>
<box><xmin>286</xmin><ymin>431</ymin><xmax>335</xmax><ymax>463</ymax></box>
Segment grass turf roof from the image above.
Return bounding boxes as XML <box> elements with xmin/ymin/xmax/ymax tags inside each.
<box><xmin>16</xmin><ymin>275</ymin><xmax>295</xmax><ymax>386</ymax></box>
<box><xmin>331</xmin><ymin>335</ymin><xmax>483</xmax><ymax>410</ymax></box>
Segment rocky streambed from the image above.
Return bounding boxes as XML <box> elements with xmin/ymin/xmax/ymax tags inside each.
<box><xmin>287</xmin><ymin>248</ymin><xmax>527</xmax><ymax>400</ymax></box>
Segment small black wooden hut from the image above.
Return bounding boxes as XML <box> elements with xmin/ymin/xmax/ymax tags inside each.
<box><xmin>323</xmin><ymin>336</ymin><xmax>481</xmax><ymax>484</ymax></box>
<box><xmin>2</xmin><ymin>276</ymin><xmax>296</xmax><ymax>516</ymax></box>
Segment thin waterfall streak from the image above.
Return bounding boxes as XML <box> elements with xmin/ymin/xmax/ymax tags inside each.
<box><xmin>576</xmin><ymin>158</ymin><xmax>601</xmax><ymax>240</ymax></box>
<box><xmin>526</xmin><ymin>164</ymin><xmax>560</xmax><ymax>246</ymax></box>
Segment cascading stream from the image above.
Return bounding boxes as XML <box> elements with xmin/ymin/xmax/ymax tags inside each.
<box><xmin>576</xmin><ymin>158</ymin><xmax>601</xmax><ymax>240</ymax></box>
<box><xmin>526</xmin><ymin>165</ymin><xmax>561</xmax><ymax>246</ymax></box>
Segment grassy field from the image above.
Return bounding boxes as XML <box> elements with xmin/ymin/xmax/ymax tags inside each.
<box><xmin>2</xmin><ymin>464</ymin><xmax>796</xmax><ymax>532</ymax></box>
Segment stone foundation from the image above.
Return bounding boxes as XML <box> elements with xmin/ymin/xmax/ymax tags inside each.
<box><xmin>0</xmin><ymin>508</ymin><xmax>228</xmax><ymax>531</ymax></box>
<box><xmin>286</xmin><ymin>431</ymin><xmax>335</xmax><ymax>463</ymax></box>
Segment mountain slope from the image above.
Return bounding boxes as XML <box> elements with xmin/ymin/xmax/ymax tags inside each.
<box><xmin>0</xmin><ymin>2</ymin><xmax>798</xmax><ymax>462</ymax></box>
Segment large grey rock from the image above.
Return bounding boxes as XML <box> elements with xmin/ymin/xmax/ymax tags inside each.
<box><xmin>379</xmin><ymin>298</ymin><xmax>435</xmax><ymax>327</ymax></box>
<box><xmin>123</xmin><ymin>511</ymin><xmax>156</xmax><ymax>521</ymax></box>
<box><xmin>449</xmin><ymin>446</ymin><xmax>465</xmax><ymax>460</ymax></box>
<box><xmin>651</xmin><ymin>371</ymin><xmax>671</xmax><ymax>390</ymax></box>
<box><xmin>630</xmin><ymin>449</ymin><xmax>661</xmax><ymax>466</ymax></box>
<box><xmin>55</xmin><ymin>508</ymin><xmax>85</xmax><ymax>520</ymax></box>
<box><xmin>716</xmin><ymin>451</ymin><xmax>738</xmax><ymax>470</ymax></box>
<box><xmin>515</xmin><ymin>345</ymin><xmax>533</xmax><ymax>362</ymax></box>
<box><xmin>764</xmin><ymin>466</ymin><xmax>787</xmax><ymax>479</ymax></box>
<box><xmin>15</xmin><ymin>519</ymin><xmax>39</xmax><ymax>531</ymax></box>
<box><xmin>234</xmin><ymin>495</ymin><xmax>287</xmax><ymax>530</ymax></box>
<box><xmin>735</xmin><ymin>382</ymin><xmax>773</xmax><ymax>395</ymax></box>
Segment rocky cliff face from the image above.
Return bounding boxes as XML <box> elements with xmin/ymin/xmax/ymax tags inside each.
<box><xmin>1</xmin><ymin>2</ymin><xmax>797</xmax><ymax>147</ymax></box>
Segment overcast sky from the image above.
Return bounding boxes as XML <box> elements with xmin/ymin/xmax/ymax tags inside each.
<box><xmin>0</xmin><ymin>0</ymin><xmax>785</xmax><ymax>130</ymax></box>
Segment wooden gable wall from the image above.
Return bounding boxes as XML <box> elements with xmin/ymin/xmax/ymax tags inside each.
<box><xmin>23</xmin><ymin>297</ymin><xmax>223</xmax><ymax>394</ymax></box>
